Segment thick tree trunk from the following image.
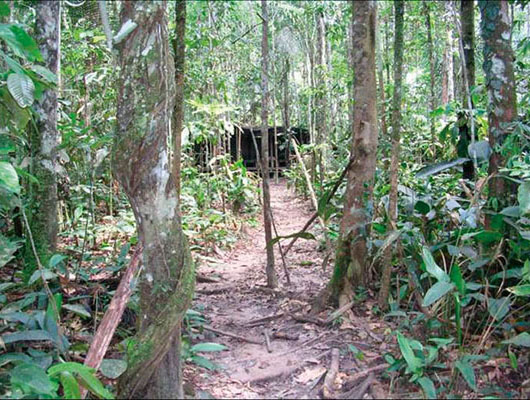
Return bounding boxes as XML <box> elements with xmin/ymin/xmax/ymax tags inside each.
<box><xmin>113</xmin><ymin>2</ymin><xmax>194</xmax><ymax>398</ymax></box>
<box><xmin>479</xmin><ymin>1</ymin><xmax>517</xmax><ymax>203</ymax></box>
<box><xmin>28</xmin><ymin>0</ymin><xmax>61</xmax><ymax>270</ymax></box>
<box><xmin>172</xmin><ymin>0</ymin><xmax>186</xmax><ymax>198</ymax></box>
<box><xmin>379</xmin><ymin>0</ymin><xmax>404</xmax><ymax>310</ymax></box>
<box><xmin>458</xmin><ymin>0</ymin><xmax>476</xmax><ymax>181</ymax></box>
<box><xmin>261</xmin><ymin>0</ymin><xmax>277</xmax><ymax>288</ymax></box>
<box><xmin>328</xmin><ymin>0</ymin><xmax>378</xmax><ymax>306</ymax></box>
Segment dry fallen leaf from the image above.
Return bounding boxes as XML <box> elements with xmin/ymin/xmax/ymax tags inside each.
<box><xmin>295</xmin><ymin>366</ymin><xmax>326</xmax><ymax>384</ymax></box>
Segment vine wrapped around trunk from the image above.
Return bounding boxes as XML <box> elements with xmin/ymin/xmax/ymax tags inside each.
<box><xmin>113</xmin><ymin>2</ymin><xmax>195</xmax><ymax>398</ymax></box>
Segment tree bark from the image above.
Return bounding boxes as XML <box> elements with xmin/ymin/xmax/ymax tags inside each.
<box><xmin>376</xmin><ymin>15</ymin><xmax>387</xmax><ymax>138</ymax></box>
<box><xmin>172</xmin><ymin>0</ymin><xmax>186</xmax><ymax>198</ymax></box>
<box><xmin>328</xmin><ymin>0</ymin><xmax>378</xmax><ymax>306</ymax></box>
<box><xmin>28</xmin><ymin>0</ymin><xmax>61</xmax><ymax>270</ymax></box>
<box><xmin>379</xmin><ymin>0</ymin><xmax>404</xmax><ymax>310</ymax></box>
<box><xmin>423</xmin><ymin>1</ymin><xmax>436</xmax><ymax>144</ymax></box>
<box><xmin>315</xmin><ymin>10</ymin><xmax>327</xmax><ymax>187</ymax></box>
<box><xmin>458</xmin><ymin>0</ymin><xmax>476</xmax><ymax>181</ymax></box>
<box><xmin>261</xmin><ymin>0</ymin><xmax>277</xmax><ymax>288</ymax></box>
<box><xmin>113</xmin><ymin>2</ymin><xmax>194</xmax><ymax>398</ymax></box>
<box><xmin>479</xmin><ymin>1</ymin><xmax>518</xmax><ymax>203</ymax></box>
<box><xmin>282</xmin><ymin>58</ymin><xmax>291</xmax><ymax>166</ymax></box>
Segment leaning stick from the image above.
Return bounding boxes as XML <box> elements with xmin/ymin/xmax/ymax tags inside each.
<box><xmin>322</xmin><ymin>348</ymin><xmax>340</xmax><ymax>399</ymax></box>
<box><xmin>283</xmin><ymin>156</ymin><xmax>354</xmax><ymax>257</ymax></box>
<box><xmin>82</xmin><ymin>245</ymin><xmax>143</xmax><ymax>397</ymax></box>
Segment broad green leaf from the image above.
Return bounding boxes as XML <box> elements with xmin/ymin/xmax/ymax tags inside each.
<box><xmin>500</xmin><ymin>206</ymin><xmax>521</xmax><ymax>218</ymax></box>
<box><xmin>0</xmin><ymin>2</ymin><xmax>10</xmax><ymax>18</ymax></box>
<box><xmin>414</xmin><ymin>200</ymin><xmax>430</xmax><ymax>215</ymax></box>
<box><xmin>0</xmin><ymin>161</ymin><xmax>20</xmax><ymax>194</ymax></box>
<box><xmin>518</xmin><ymin>182</ymin><xmax>530</xmax><ymax>215</ymax></box>
<box><xmin>7</xmin><ymin>73</ymin><xmax>35</xmax><ymax>108</ymax></box>
<box><xmin>0</xmin><ymin>234</ymin><xmax>22</xmax><ymax>268</ymax></box>
<box><xmin>49</xmin><ymin>254</ymin><xmax>67</xmax><ymax>268</ymax></box>
<box><xmin>487</xmin><ymin>297</ymin><xmax>510</xmax><ymax>321</ymax></box>
<box><xmin>63</xmin><ymin>304</ymin><xmax>91</xmax><ymax>319</ymax></box>
<box><xmin>507</xmin><ymin>285</ymin><xmax>530</xmax><ymax>296</ymax></box>
<box><xmin>455</xmin><ymin>359</ymin><xmax>477</xmax><ymax>390</ymax></box>
<box><xmin>0</xmin><ymin>24</ymin><xmax>42</xmax><ymax>61</ymax></box>
<box><xmin>29</xmin><ymin>64</ymin><xmax>58</xmax><ymax>85</ymax></box>
<box><xmin>191</xmin><ymin>355</ymin><xmax>218</xmax><ymax>370</ymax></box>
<box><xmin>450</xmin><ymin>264</ymin><xmax>466</xmax><ymax>295</ymax></box>
<box><xmin>28</xmin><ymin>269</ymin><xmax>58</xmax><ymax>285</ymax></box>
<box><xmin>269</xmin><ymin>231</ymin><xmax>315</xmax><ymax>246</ymax></box>
<box><xmin>10</xmin><ymin>363</ymin><xmax>56</xmax><ymax>396</ymax></box>
<box><xmin>474</xmin><ymin>230</ymin><xmax>502</xmax><ymax>244</ymax></box>
<box><xmin>99</xmin><ymin>359</ymin><xmax>127</xmax><ymax>379</ymax></box>
<box><xmin>190</xmin><ymin>342</ymin><xmax>228</xmax><ymax>353</ymax></box>
<box><xmin>77</xmin><ymin>368</ymin><xmax>114</xmax><ymax>399</ymax></box>
<box><xmin>423</xmin><ymin>281</ymin><xmax>454</xmax><ymax>307</ymax></box>
<box><xmin>2</xmin><ymin>329</ymin><xmax>55</xmax><ymax>344</ymax></box>
<box><xmin>502</xmin><ymin>332</ymin><xmax>530</xmax><ymax>347</ymax></box>
<box><xmin>60</xmin><ymin>371</ymin><xmax>81</xmax><ymax>399</ymax></box>
<box><xmin>417</xmin><ymin>376</ymin><xmax>436</xmax><ymax>399</ymax></box>
<box><xmin>0</xmin><ymin>352</ymin><xmax>32</xmax><ymax>367</ymax></box>
<box><xmin>48</xmin><ymin>362</ymin><xmax>93</xmax><ymax>377</ymax></box>
<box><xmin>396</xmin><ymin>331</ymin><xmax>422</xmax><ymax>374</ymax></box>
<box><xmin>421</xmin><ymin>247</ymin><xmax>449</xmax><ymax>282</ymax></box>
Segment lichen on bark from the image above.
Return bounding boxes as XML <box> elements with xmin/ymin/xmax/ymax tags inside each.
<box><xmin>25</xmin><ymin>0</ymin><xmax>61</xmax><ymax>276</ymax></box>
<box><xmin>113</xmin><ymin>2</ymin><xmax>195</xmax><ymax>398</ymax></box>
<box><xmin>327</xmin><ymin>1</ymin><xmax>378</xmax><ymax>306</ymax></box>
<box><xmin>478</xmin><ymin>0</ymin><xmax>517</xmax><ymax>204</ymax></box>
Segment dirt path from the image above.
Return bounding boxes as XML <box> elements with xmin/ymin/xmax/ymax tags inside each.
<box><xmin>187</xmin><ymin>181</ymin><xmax>392</xmax><ymax>399</ymax></box>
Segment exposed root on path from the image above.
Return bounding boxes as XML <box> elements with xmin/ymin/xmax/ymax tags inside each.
<box><xmin>184</xmin><ymin>180</ymin><xmax>394</xmax><ymax>399</ymax></box>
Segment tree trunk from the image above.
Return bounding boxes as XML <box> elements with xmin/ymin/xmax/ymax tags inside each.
<box><xmin>114</xmin><ymin>2</ymin><xmax>194</xmax><ymax>398</ymax></box>
<box><xmin>376</xmin><ymin>16</ymin><xmax>387</xmax><ymax>138</ymax></box>
<box><xmin>315</xmin><ymin>10</ymin><xmax>327</xmax><ymax>187</ymax></box>
<box><xmin>458</xmin><ymin>0</ymin><xmax>475</xmax><ymax>181</ymax></box>
<box><xmin>282</xmin><ymin>58</ymin><xmax>290</xmax><ymax>166</ymax></box>
<box><xmin>172</xmin><ymin>0</ymin><xmax>186</xmax><ymax>198</ymax></box>
<box><xmin>328</xmin><ymin>0</ymin><xmax>378</xmax><ymax>306</ymax></box>
<box><xmin>261</xmin><ymin>0</ymin><xmax>277</xmax><ymax>288</ymax></box>
<box><xmin>27</xmin><ymin>0</ymin><xmax>61</xmax><ymax>271</ymax></box>
<box><xmin>379</xmin><ymin>0</ymin><xmax>404</xmax><ymax>310</ymax></box>
<box><xmin>423</xmin><ymin>1</ymin><xmax>436</xmax><ymax>144</ymax></box>
<box><xmin>479</xmin><ymin>1</ymin><xmax>517</xmax><ymax>203</ymax></box>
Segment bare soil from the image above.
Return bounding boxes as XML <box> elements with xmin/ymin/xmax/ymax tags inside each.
<box><xmin>186</xmin><ymin>181</ymin><xmax>394</xmax><ymax>399</ymax></box>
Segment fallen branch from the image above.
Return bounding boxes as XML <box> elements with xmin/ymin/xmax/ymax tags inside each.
<box><xmin>196</xmin><ymin>274</ymin><xmax>221</xmax><ymax>283</ymax></box>
<box><xmin>272</xmin><ymin>331</ymin><xmax>299</xmax><ymax>341</ymax></box>
<box><xmin>324</xmin><ymin>301</ymin><xmax>355</xmax><ymax>324</ymax></box>
<box><xmin>322</xmin><ymin>348</ymin><xmax>340</xmax><ymax>399</ymax></box>
<box><xmin>342</xmin><ymin>364</ymin><xmax>387</xmax><ymax>388</ymax></box>
<box><xmin>82</xmin><ymin>245</ymin><xmax>142</xmax><ymax>397</ymax></box>
<box><xmin>203</xmin><ymin>325</ymin><xmax>262</xmax><ymax>345</ymax></box>
<box><xmin>263</xmin><ymin>329</ymin><xmax>273</xmax><ymax>353</ymax></box>
<box><xmin>248</xmin><ymin>364</ymin><xmax>302</xmax><ymax>384</ymax></box>
<box><xmin>289</xmin><ymin>312</ymin><xmax>327</xmax><ymax>326</ymax></box>
<box><xmin>339</xmin><ymin>373</ymin><xmax>374</xmax><ymax>399</ymax></box>
<box><xmin>196</xmin><ymin>285</ymin><xmax>234</xmax><ymax>295</ymax></box>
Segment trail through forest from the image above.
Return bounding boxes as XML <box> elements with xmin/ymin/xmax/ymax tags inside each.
<box><xmin>187</xmin><ymin>181</ymin><xmax>392</xmax><ymax>399</ymax></box>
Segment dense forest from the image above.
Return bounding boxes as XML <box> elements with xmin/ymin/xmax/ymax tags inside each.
<box><xmin>1</xmin><ymin>0</ymin><xmax>530</xmax><ymax>398</ymax></box>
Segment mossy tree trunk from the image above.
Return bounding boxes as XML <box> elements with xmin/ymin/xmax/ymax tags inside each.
<box><xmin>113</xmin><ymin>2</ymin><xmax>194</xmax><ymax>398</ymax></box>
<box><xmin>479</xmin><ymin>0</ymin><xmax>517</xmax><ymax>204</ymax></box>
<box><xmin>27</xmin><ymin>0</ymin><xmax>61</xmax><ymax>271</ymax></box>
<box><xmin>172</xmin><ymin>0</ymin><xmax>186</xmax><ymax>198</ymax></box>
<box><xmin>378</xmin><ymin>0</ymin><xmax>404</xmax><ymax>310</ymax></box>
<box><xmin>261</xmin><ymin>0</ymin><xmax>277</xmax><ymax>288</ymax></box>
<box><xmin>328</xmin><ymin>0</ymin><xmax>378</xmax><ymax>307</ymax></box>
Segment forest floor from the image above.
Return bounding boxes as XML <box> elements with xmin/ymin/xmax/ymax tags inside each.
<box><xmin>186</xmin><ymin>180</ymin><xmax>395</xmax><ymax>399</ymax></box>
